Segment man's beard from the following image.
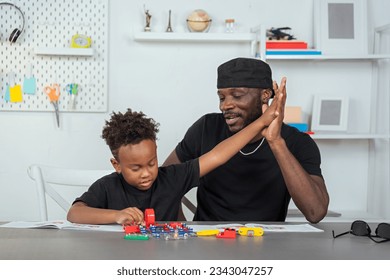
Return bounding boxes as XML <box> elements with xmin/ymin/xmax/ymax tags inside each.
<box><xmin>242</xmin><ymin>98</ymin><xmax>263</xmax><ymax>129</ymax></box>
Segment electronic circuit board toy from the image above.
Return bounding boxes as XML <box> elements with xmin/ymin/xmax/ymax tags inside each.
<box><xmin>123</xmin><ymin>209</ymin><xmax>196</xmax><ymax>240</ymax></box>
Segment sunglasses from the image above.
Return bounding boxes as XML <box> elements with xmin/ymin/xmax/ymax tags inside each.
<box><xmin>332</xmin><ymin>220</ymin><xmax>390</xmax><ymax>243</ymax></box>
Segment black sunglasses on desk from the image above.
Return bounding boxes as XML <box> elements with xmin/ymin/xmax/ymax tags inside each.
<box><xmin>332</xmin><ymin>220</ymin><xmax>390</xmax><ymax>243</ymax></box>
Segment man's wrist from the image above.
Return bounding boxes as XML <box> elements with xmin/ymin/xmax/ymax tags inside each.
<box><xmin>267</xmin><ymin>137</ymin><xmax>285</xmax><ymax>150</ymax></box>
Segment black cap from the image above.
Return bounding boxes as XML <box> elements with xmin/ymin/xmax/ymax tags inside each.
<box><xmin>217</xmin><ymin>57</ymin><xmax>274</xmax><ymax>96</ymax></box>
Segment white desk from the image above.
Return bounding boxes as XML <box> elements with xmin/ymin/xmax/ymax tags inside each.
<box><xmin>1</xmin><ymin>222</ymin><xmax>389</xmax><ymax>260</ymax></box>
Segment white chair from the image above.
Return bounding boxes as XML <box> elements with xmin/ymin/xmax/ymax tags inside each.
<box><xmin>27</xmin><ymin>164</ymin><xmax>113</xmax><ymax>221</ymax></box>
<box><xmin>181</xmin><ymin>187</ymin><xmax>197</xmax><ymax>221</ymax></box>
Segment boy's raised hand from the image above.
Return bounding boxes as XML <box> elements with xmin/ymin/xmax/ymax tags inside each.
<box><xmin>261</xmin><ymin>77</ymin><xmax>287</xmax><ymax>141</ymax></box>
<box><xmin>115</xmin><ymin>207</ymin><xmax>144</xmax><ymax>225</ymax></box>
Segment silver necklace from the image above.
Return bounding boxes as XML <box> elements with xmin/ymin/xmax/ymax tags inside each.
<box><xmin>239</xmin><ymin>137</ymin><xmax>265</xmax><ymax>156</ymax></box>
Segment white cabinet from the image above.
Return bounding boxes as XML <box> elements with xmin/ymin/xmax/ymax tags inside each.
<box><xmin>267</xmin><ymin>54</ymin><xmax>390</xmax><ymax>221</ymax></box>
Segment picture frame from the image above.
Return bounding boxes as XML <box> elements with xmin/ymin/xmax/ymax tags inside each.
<box><xmin>311</xmin><ymin>96</ymin><xmax>349</xmax><ymax>131</ymax></box>
<box><xmin>314</xmin><ymin>0</ymin><xmax>368</xmax><ymax>55</ymax></box>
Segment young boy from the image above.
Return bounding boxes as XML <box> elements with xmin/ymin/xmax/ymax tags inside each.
<box><xmin>67</xmin><ymin>84</ymin><xmax>285</xmax><ymax>225</ymax></box>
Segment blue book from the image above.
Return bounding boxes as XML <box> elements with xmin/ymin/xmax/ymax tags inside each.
<box><xmin>266</xmin><ymin>49</ymin><xmax>322</xmax><ymax>55</ymax></box>
<box><xmin>287</xmin><ymin>123</ymin><xmax>308</xmax><ymax>132</ymax></box>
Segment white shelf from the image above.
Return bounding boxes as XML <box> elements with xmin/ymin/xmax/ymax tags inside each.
<box><xmin>133</xmin><ymin>32</ymin><xmax>255</xmax><ymax>43</ymax></box>
<box><xmin>310</xmin><ymin>133</ymin><xmax>390</xmax><ymax>140</ymax></box>
<box><xmin>266</xmin><ymin>54</ymin><xmax>390</xmax><ymax>60</ymax></box>
<box><xmin>34</xmin><ymin>47</ymin><xmax>94</xmax><ymax>56</ymax></box>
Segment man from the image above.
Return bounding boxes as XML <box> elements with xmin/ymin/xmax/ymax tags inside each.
<box><xmin>163</xmin><ymin>57</ymin><xmax>329</xmax><ymax>223</ymax></box>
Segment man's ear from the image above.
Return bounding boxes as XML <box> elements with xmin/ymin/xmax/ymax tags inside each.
<box><xmin>261</xmin><ymin>89</ymin><xmax>273</xmax><ymax>103</ymax></box>
<box><xmin>110</xmin><ymin>158</ymin><xmax>121</xmax><ymax>173</ymax></box>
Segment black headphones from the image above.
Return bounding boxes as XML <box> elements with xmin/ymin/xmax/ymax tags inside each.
<box><xmin>0</xmin><ymin>2</ymin><xmax>25</xmax><ymax>44</ymax></box>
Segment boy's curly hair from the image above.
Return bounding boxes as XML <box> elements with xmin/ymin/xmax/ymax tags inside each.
<box><xmin>102</xmin><ymin>108</ymin><xmax>159</xmax><ymax>159</ymax></box>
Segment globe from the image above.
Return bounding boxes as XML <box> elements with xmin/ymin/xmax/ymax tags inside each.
<box><xmin>186</xmin><ymin>9</ymin><xmax>212</xmax><ymax>32</ymax></box>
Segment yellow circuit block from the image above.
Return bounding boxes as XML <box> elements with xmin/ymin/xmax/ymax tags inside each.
<box><xmin>237</xmin><ymin>227</ymin><xmax>264</xmax><ymax>237</ymax></box>
<box><xmin>196</xmin><ymin>229</ymin><xmax>220</xmax><ymax>236</ymax></box>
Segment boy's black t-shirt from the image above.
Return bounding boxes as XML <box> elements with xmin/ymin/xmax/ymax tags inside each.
<box><xmin>175</xmin><ymin>113</ymin><xmax>323</xmax><ymax>221</ymax></box>
<box><xmin>74</xmin><ymin>159</ymin><xmax>199</xmax><ymax>221</ymax></box>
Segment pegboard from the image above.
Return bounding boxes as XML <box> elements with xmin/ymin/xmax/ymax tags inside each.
<box><xmin>0</xmin><ymin>0</ymin><xmax>108</xmax><ymax>112</ymax></box>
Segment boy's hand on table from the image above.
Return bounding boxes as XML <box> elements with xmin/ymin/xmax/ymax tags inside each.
<box><xmin>115</xmin><ymin>207</ymin><xmax>144</xmax><ymax>225</ymax></box>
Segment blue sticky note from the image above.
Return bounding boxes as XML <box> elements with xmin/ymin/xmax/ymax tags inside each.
<box><xmin>23</xmin><ymin>77</ymin><xmax>37</xmax><ymax>94</ymax></box>
<box><xmin>4</xmin><ymin>84</ymin><xmax>11</xmax><ymax>102</ymax></box>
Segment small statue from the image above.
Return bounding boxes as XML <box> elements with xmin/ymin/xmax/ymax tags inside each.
<box><xmin>144</xmin><ymin>8</ymin><xmax>152</xmax><ymax>32</ymax></box>
<box><xmin>166</xmin><ymin>10</ymin><xmax>173</xmax><ymax>32</ymax></box>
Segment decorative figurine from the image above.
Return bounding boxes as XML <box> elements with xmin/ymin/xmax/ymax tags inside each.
<box><xmin>166</xmin><ymin>10</ymin><xmax>173</xmax><ymax>32</ymax></box>
<box><xmin>267</xmin><ymin>27</ymin><xmax>296</xmax><ymax>40</ymax></box>
<box><xmin>144</xmin><ymin>7</ymin><xmax>152</xmax><ymax>32</ymax></box>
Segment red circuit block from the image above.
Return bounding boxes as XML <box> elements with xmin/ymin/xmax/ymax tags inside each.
<box><xmin>216</xmin><ymin>228</ymin><xmax>236</xmax><ymax>239</ymax></box>
<box><xmin>123</xmin><ymin>225</ymin><xmax>140</xmax><ymax>234</ymax></box>
<box><xmin>144</xmin><ymin>208</ymin><xmax>155</xmax><ymax>227</ymax></box>
<box><xmin>169</xmin><ymin>222</ymin><xmax>183</xmax><ymax>229</ymax></box>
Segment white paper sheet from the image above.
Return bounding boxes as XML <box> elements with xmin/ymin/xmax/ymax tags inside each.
<box><xmin>190</xmin><ymin>223</ymin><xmax>323</xmax><ymax>233</ymax></box>
<box><xmin>0</xmin><ymin>220</ymin><xmax>123</xmax><ymax>232</ymax></box>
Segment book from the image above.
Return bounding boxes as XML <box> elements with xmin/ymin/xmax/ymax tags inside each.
<box><xmin>266</xmin><ymin>49</ymin><xmax>322</xmax><ymax>55</ymax></box>
<box><xmin>266</xmin><ymin>40</ymin><xmax>308</xmax><ymax>49</ymax></box>
<box><xmin>0</xmin><ymin>220</ymin><xmax>123</xmax><ymax>232</ymax></box>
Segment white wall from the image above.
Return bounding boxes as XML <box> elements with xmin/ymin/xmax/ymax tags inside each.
<box><xmin>0</xmin><ymin>0</ymin><xmax>388</xmax><ymax>221</ymax></box>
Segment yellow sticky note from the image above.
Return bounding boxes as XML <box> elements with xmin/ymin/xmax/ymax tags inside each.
<box><xmin>10</xmin><ymin>84</ymin><xmax>23</xmax><ymax>102</ymax></box>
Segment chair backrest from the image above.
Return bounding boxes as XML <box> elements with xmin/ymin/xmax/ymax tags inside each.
<box><xmin>27</xmin><ymin>164</ymin><xmax>113</xmax><ymax>221</ymax></box>
<box><xmin>181</xmin><ymin>187</ymin><xmax>197</xmax><ymax>221</ymax></box>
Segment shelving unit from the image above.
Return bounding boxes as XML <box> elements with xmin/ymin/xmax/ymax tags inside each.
<box><xmin>133</xmin><ymin>32</ymin><xmax>255</xmax><ymax>42</ymax></box>
<box><xmin>286</xmin><ymin>54</ymin><xmax>388</xmax><ymax>220</ymax></box>
<box><xmin>133</xmin><ymin>31</ymin><xmax>258</xmax><ymax>56</ymax></box>
<box><xmin>266</xmin><ymin>54</ymin><xmax>390</xmax><ymax>145</ymax></box>
<box><xmin>34</xmin><ymin>47</ymin><xmax>94</xmax><ymax>56</ymax></box>
<box><xmin>265</xmin><ymin>54</ymin><xmax>390</xmax><ymax>60</ymax></box>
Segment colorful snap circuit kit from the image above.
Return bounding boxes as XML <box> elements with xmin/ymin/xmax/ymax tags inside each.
<box><xmin>123</xmin><ymin>208</ymin><xmax>264</xmax><ymax>241</ymax></box>
<box><xmin>123</xmin><ymin>209</ymin><xmax>196</xmax><ymax>241</ymax></box>
<box><xmin>124</xmin><ymin>222</ymin><xmax>196</xmax><ymax>241</ymax></box>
